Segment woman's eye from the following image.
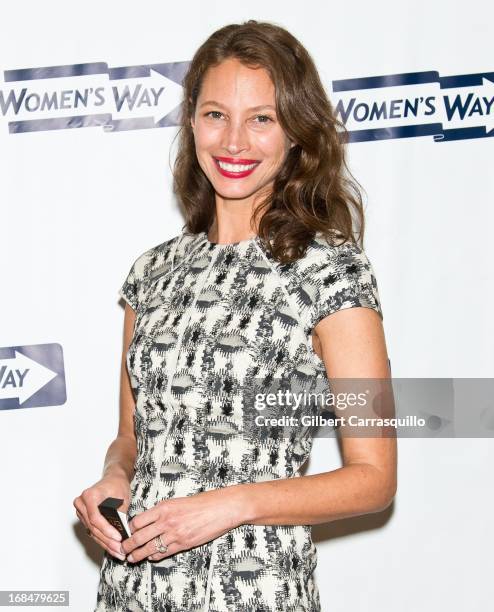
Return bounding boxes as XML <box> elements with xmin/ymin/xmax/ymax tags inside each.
<box><xmin>254</xmin><ymin>115</ymin><xmax>273</xmax><ymax>123</ymax></box>
<box><xmin>206</xmin><ymin>111</ymin><xmax>223</xmax><ymax>119</ymax></box>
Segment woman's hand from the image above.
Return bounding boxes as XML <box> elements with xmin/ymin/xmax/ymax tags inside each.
<box><xmin>73</xmin><ymin>475</ymin><xmax>131</xmax><ymax>561</ymax></box>
<box><xmin>121</xmin><ymin>485</ymin><xmax>248</xmax><ymax>563</ymax></box>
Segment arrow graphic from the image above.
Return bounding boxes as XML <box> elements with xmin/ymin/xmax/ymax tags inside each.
<box><xmin>0</xmin><ymin>350</ymin><xmax>58</xmax><ymax>406</ymax></box>
<box><xmin>1</xmin><ymin>61</ymin><xmax>188</xmax><ymax>134</ymax></box>
<box><xmin>332</xmin><ymin>70</ymin><xmax>494</xmax><ymax>142</ymax></box>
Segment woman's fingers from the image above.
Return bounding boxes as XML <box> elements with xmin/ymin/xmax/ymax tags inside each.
<box><xmin>122</xmin><ymin>521</ymin><xmax>161</xmax><ymax>553</ymax></box>
<box><xmin>87</xmin><ymin>520</ymin><xmax>125</xmax><ymax>557</ymax></box>
<box><xmin>91</xmin><ymin>531</ymin><xmax>126</xmax><ymax>561</ymax></box>
<box><xmin>121</xmin><ymin>519</ymin><xmax>172</xmax><ymax>558</ymax></box>
<box><xmin>147</xmin><ymin>540</ymin><xmax>180</xmax><ymax>561</ymax></box>
<box><xmin>74</xmin><ymin>497</ymin><xmax>125</xmax><ymax>559</ymax></box>
<box><xmin>128</xmin><ymin>535</ymin><xmax>178</xmax><ymax>563</ymax></box>
<box><xmin>80</xmin><ymin>491</ymin><xmax>123</xmax><ymax>541</ymax></box>
<box><xmin>74</xmin><ymin>496</ymin><xmax>93</xmax><ymax>532</ymax></box>
<box><xmin>81</xmin><ymin>517</ymin><xmax>126</xmax><ymax>560</ymax></box>
<box><xmin>75</xmin><ymin>509</ymin><xmax>88</xmax><ymax>530</ymax></box>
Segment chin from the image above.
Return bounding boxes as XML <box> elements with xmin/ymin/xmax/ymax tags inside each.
<box><xmin>214</xmin><ymin>190</ymin><xmax>256</xmax><ymax>201</ymax></box>
<box><xmin>211</xmin><ymin>183</ymin><xmax>258</xmax><ymax>199</ymax></box>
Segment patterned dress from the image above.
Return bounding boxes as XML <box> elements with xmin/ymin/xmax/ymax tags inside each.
<box><xmin>94</xmin><ymin>227</ymin><xmax>383</xmax><ymax>612</ymax></box>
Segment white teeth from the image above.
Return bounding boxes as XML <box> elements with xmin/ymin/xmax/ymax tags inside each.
<box><xmin>216</xmin><ymin>160</ymin><xmax>258</xmax><ymax>172</ymax></box>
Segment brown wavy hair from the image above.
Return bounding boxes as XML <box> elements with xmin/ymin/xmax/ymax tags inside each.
<box><xmin>172</xmin><ymin>19</ymin><xmax>366</xmax><ymax>264</ymax></box>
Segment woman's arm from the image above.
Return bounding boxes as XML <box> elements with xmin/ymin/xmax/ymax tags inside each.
<box><xmin>232</xmin><ymin>306</ymin><xmax>397</xmax><ymax>526</ymax></box>
<box><xmin>73</xmin><ymin>303</ymin><xmax>138</xmax><ymax>557</ymax></box>
<box><xmin>101</xmin><ymin>302</ymin><xmax>138</xmax><ymax>482</ymax></box>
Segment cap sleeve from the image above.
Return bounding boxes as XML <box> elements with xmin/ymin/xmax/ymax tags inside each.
<box><xmin>118</xmin><ymin>251</ymin><xmax>150</xmax><ymax>311</ymax></box>
<box><xmin>118</xmin><ymin>234</ymin><xmax>183</xmax><ymax>311</ymax></box>
<box><xmin>119</xmin><ymin>260</ymin><xmax>139</xmax><ymax>311</ymax></box>
<box><xmin>307</xmin><ymin>241</ymin><xmax>383</xmax><ymax>330</ymax></box>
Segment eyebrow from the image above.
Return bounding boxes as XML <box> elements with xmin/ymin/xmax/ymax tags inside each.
<box><xmin>199</xmin><ymin>100</ymin><xmax>276</xmax><ymax>112</ymax></box>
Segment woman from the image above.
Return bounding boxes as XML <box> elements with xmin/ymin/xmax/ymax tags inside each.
<box><xmin>74</xmin><ymin>20</ymin><xmax>396</xmax><ymax>612</ymax></box>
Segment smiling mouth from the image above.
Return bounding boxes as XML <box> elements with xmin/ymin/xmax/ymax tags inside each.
<box><xmin>213</xmin><ymin>156</ymin><xmax>261</xmax><ymax>177</ymax></box>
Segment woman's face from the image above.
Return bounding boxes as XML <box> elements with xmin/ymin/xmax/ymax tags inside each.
<box><xmin>191</xmin><ymin>57</ymin><xmax>294</xmax><ymax>205</ymax></box>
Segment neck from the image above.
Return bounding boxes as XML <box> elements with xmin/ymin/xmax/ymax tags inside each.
<box><xmin>210</xmin><ymin>186</ymin><xmax>270</xmax><ymax>243</ymax></box>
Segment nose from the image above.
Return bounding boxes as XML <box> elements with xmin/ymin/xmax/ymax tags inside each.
<box><xmin>221</xmin><ymin>119</ymin><xmax>248</xmax><ymax>155</ymax></box>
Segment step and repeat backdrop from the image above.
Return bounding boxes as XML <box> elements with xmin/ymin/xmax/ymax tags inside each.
<box><xmin>1</xmin><ymin>1</ymin><xmax>492</xmax><ymax>610</ymax></box>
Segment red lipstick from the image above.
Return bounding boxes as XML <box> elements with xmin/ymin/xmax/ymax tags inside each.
<box><xmin>214</xmin><ymin>156</ymin><xmax>260</xmax><ymax>164</ymax></box>
<box><xmin>213</xmin><ymin>156</ymin><xmax>261</xmax><ymax>179</ymax></box>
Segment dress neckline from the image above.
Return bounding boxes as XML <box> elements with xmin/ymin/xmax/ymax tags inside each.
<box><xmin>200</xmin><ymin>230</ymin><xmax>258</xmax><ymax>248</ymax></box>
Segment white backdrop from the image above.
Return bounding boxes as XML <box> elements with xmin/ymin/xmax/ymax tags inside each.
<box><xmin>1</xmin><ymin>1</ymin><xmax>492</xmax><ymax>610</ymax></box>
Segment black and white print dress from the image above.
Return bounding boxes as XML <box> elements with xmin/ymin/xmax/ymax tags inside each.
<box><xmin>94</xmin><ymin>228</ymin><xmax>383</xmax><ymax>612</ymax></box>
